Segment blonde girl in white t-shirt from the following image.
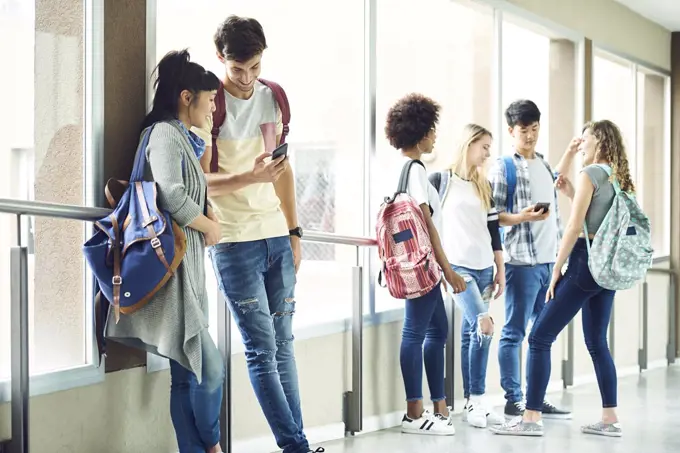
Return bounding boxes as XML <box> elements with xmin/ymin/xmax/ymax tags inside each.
<box><xmin>431</xmin><ymin>124</ymin><xmax>506</xmax><ymax>428</ymax></box>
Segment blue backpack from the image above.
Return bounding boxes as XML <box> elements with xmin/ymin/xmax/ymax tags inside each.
<box><xmin>500</xmin><ymin>156</ymin><xmax>517</xmax><ymax>243</ymax></box>
<box><xmin>83</xmin><ymin>124</ymin><xmax>187</xmax><ymax>323</ymax></box>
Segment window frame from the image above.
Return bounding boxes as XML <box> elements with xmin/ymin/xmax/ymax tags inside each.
<box><xmin>593</xmin><ymin>47</ymin><xmax>672</xmax><ymax>259</ymax></box>
<box><xmin>6</xmin><ymin>0</ymin><xmax>668</xmax><ymax>393</ymax></box>
<box><xmin>0</xmin><ymin>0</ymin><xmax>106</xmax><ymax>403</ymax></box>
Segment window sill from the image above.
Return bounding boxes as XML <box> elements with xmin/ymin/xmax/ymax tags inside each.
<box><xmin>146</xmin><ymin>307</ymin><xmax>405</xmax><ymax>373</ymax></box>
<box><xmin>0</xmin><ymin>363</ymin><xmax>105</xmax><ymax>404</ymax></box>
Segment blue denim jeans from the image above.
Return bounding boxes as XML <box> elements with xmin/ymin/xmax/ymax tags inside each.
<box><xmin>210</xmin><ymin>237</ymin><xmax>309</xmax><ymax>453</ymax></box>
<box><xmin>498</xmin><ymin>262</ymin><xmax>553</xmax><ymax>403</ymax></box>
<box><xmin>526</xmin><ymin>239</ymin><xmax>617</xmax><ymax>411</ymax></box>
<box><xmin>400</xmin><ymin>285</ymin><xmax>448</xmax><ymax>402</ymax></box>
<box><xmin>451</xmin><ymin>265</ymin><xmax>494</xmax><ymax>398</ymax></box>
<box><xmin>170</xmin><ymin>329</ymin><xmax>224</xmax><ymax>453</ymax></box>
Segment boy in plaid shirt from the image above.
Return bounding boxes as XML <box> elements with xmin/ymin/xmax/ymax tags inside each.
<box><xmin>489</xmin><ymin>100</ymin><xmax>577</xmax><ymax>419</ymax></box>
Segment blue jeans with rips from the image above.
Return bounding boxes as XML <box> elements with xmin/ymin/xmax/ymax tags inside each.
<box><xmin>451</xmin><ymin>265</ymin><xmax>494</xmax><ymax>398</ymax></box>
<box><xmin>210</xmin><ymin>236</ymin><xmax>310</xmax><ymax>453</ymax></box>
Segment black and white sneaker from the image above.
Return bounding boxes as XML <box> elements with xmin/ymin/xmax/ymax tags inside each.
<box><xmin>504</xmin><ymin>400</ymin><xmax>526</xmax><ymax>419</ymax></box>
<box><xmin>401</xmin><ymin>410</ymin><xmax>456</xmax><ymax>436</ymax></box>
<box><xmin>541</xmin><ymin>400</ymin><xmax>572</xmax><ymax>419</ymax></box>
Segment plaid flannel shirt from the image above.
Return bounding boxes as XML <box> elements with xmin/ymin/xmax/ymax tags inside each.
<box><xmin>489</xmin><ymin>151</ymin><xmax>563</xmax><ymax>265</ymax></box>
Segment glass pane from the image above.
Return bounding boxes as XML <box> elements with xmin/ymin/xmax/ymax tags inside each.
<box><xmin>636</xmin><ymin>71</ymin><xmax>670</xmax><ymax>257</ymax></box>
<box><xmin>501</xmin><ymin>15</ymin><xmax>578</xmax><ymax>164</ymax></box>
<box><xmin>156</xmin><ymin>0</ymin><xmax>366</xmax><ymax>329</ymax></box>
<box><xmin>501</xmin><ymin>19</ymin><xmax>551</xmax><ymax>157</ymax></box>
<box><xmin>156</xmin><ymin>0</ymin><xmax>364</xmax><ymax>239</ymax></box>
<box><xmin>0</xmin><ymin>0</ymin><xmax>87</xmax><ymax>379</ymax></box>
<box><xmin>593</xmin><ymin>53</ymin><xmax>635</xmax><ymax>177</ymax></box>
<box><xmin>373</xmin><ymin>0</ymin><xmax>494</xmax><ymax>313</ymax></box>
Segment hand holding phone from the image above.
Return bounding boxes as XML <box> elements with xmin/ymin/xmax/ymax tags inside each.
<box><xmin>271</xmin><ymin>143</ymin><xmax>288</xmax><ymax>160</ymax></box>
<box><xmin>251</xmin><ymin>148</ymin><xmax>288</xmax><ymax>183</ymax></box>
<box><xmin>533</xmin><ymin>202</ymin><xmax>550</xmax><ymax>214</ymax></box>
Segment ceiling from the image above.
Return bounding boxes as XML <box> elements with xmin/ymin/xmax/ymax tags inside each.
<box><xmin>613</xmin><ymin>0</ymin><xmax>680</xmax><ymax>31</ymax></box>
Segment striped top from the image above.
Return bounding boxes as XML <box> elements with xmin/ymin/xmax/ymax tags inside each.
<box><xmin>105</xmin><ymin>120</ymin><xmax>210</xmax><ymax>382</ymax></box>
<box><xmin>441</xmin><ymin>171</ymin><xmax>500</xmax><ymax>270</ymax></box>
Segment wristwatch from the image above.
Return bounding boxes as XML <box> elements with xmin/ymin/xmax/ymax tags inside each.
<box><xmin>289</xmin><ymin>227</ymin><xmax>303</xmax><ymax>238</ymax></box>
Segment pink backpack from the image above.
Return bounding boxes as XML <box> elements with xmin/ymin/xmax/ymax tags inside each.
<box><xmin>376</xmin><ymin>160</ymin><xmax>441</xmax><ymax>300</ymax></box>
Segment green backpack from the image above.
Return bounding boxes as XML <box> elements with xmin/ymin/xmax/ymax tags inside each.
<box><xmin>583</xmin><ymin>164</ymin><xmax>653</xmax><ymax>291</ymax></box>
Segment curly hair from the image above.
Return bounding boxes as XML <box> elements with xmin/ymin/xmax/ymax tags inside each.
<box><xmin>583</xmin><ymin>120</ymin><xmax>635</xmax><ymax>193</ymax></box>
<box><xmin>384</xmin><ymin>93</ymin><xmax>440</xmax><ymax>150</ymax></box>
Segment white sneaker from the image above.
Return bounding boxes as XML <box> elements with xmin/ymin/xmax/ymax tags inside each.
<box><xmin>466</xmin><ymin>397</ymin><xmax>504</xmax><ymax>428</ymax></box>
<box><xmin>466</xmin><ymin>402</ymin><xmax>488</xmax><ymax>428</ymax></box>
<box><xmin>401</xmin><ymin>410</ymin><xmax>456</xmax><ymax>436</ymax></box>
<box><xmin>485</xmin><ymin>409</ymin><xmax>505</xmax><ymax>426</ymax></box>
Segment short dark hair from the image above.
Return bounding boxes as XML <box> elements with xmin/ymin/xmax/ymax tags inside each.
<box><xmin>143</xmin><ymin>49</ymin><xmax>220</xmax><ymax>130</ymax></box>
<box><xmin>505</xmin><ymin>99</ymin><xmax>541</xmax><ymax>128</ymax></box>
<box><xmin>214</xmin><ymin>15</ymin><xmax>267</xmax><ymax>62</ymax></box>
<box><xmin>385</xmin><ymin>93</ymin><xmax>440</xmax><ymax>150</ymax></box>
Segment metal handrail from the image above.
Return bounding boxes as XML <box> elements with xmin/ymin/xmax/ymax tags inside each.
<box><xmin>0</xmin><ymin>198</ymin><xmax>111</xmax><ymax>222</ymax></box>
<box><xmin>0</xmin><ymin>197</ymin><xmax>376</xmax><ymax>452</ymax></box>
<box><xmin>0</xmin><ymin>198</ymin><xmax>378</xmax><ymax>248</ymax></box>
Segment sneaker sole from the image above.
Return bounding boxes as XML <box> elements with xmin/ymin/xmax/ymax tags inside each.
<box><xmin>468</xmin><ymin>420</ymin><xmax>487</xmax><ymax>429</ymax></box>
<box><xmin>542</xmin><ymin>413</ymin><xmax>573</xmax><ymax>420</ymax></box>
<box><xmin>490</xmin><ymin>428</ymin><xmax>543</xmax><ymax>437</ymax></box>
<box><xmin>401</xmin><ymin>427</ymin><xmax>456</xmax><ymax>436</ymax></box>
<box><xmin>581</xmin><ymin>428</ymin><xmax>622</xmax><ymax>438</ymax></box>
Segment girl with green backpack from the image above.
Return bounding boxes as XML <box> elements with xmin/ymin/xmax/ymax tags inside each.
<box><xmin>491</xmin><ymin>119</ymin><xmax>652</xmax><ymax>438</ymax></box>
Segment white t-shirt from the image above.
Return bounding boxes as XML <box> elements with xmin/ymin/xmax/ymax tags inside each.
<box><xmin>441</xmin><ymin>172</ymin><xmax>495</xmax><ymax>270</ymax></box>
<box><xmin>527</xmin><ymin>158</ymin><xmax>558</xmax><ymax>264</ymax></box>
<box><xmin>396</xmin><ymin>157</ymin><xmax>442</xmax><ymax>235</ymax></box>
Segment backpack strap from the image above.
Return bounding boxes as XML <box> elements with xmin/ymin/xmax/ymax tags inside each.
<box><xmin>130</xmin><ymin>125</ymin><xmax>156</xmax><ymax>182</ymax></box>
<box><xmin>210</xmin><ymin>81</ymin><xmax>227</xmax><ymax>173</ymax></box>
<box><xmin>258</xmin><ymin>78</ymin><xmax>291</xmax><ymax>145</ymax></box>
<box><xmin>502</xmin><ymin>155</ymin><xmax>517</xmax><ymax>214</ymax></box>
<box><xmin>386</xmin><ymin>159</ymin><xmax>425</xmax><ymax>204</ymax></box>
<box><xmin>209</xmin><ymin>79</ymin><xmax>290</xmax><ymax>173</ymax></box>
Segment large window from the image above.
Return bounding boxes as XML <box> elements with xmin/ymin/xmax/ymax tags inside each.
<box><xmin>500</xmin><ymin>16</ymin><xmax>578</xmax><ymax>164</ymax></box>
<box><xmin>636</xmin><ymin>69</ymin><xmax>671</xmax><ymax>257</ymax></box>
<box><xmin>593</xmin><ymin>52</ymin><xmax>636</xmax><ymax>176</ymax></box>
<box><xmin>155</xmin><ymin>0</ymin><xmax>365</xmax><ymax>333</ymax></box>
<box><xmin>594</xmin><ymin>51</ymin><xmax>671</xmax><ymax>257</ymax></box>
<box><xmin>0</xmin><ymin>0</ymin><xmax>92</xmax><ymax>381</ymax></box>
<box><xmin>373</xmin><ymin>0</ymin><xmax>495</xmax><ymax>313</ymax></box>
<box><xmin>500</xmin><ymin>17</ymin><xmax>551</xmax><ymax>156</ymax></box>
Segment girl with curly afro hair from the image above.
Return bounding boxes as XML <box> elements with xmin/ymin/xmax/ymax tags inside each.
<box><xmin>384</xmin><ymin>93</ymin><xmax>466</xmax><ymax>436</ymax></box>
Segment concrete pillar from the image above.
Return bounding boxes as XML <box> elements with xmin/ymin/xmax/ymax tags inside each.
<box><xmin>547</xmin><ymin>39</ymin><xmax>576</xmax><ymax>221</ymax></box>
<box><xmin>671</xmin><ymin>32</ymin><xmax>680</xmax><ymax>357</ymax></box>
<box><xmin>101</xmin><ymin>0</ymin><xmax>149</xmax><ymax>372</ymax></box>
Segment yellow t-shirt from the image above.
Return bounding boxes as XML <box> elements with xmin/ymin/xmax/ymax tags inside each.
<box><xmin>193</xmin><ymin>81</ymin><xmax>288</xmax><ymax>243</ymax></box>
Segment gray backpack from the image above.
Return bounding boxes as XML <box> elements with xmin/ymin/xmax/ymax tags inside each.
<box><xmin>583</xmin><ymin>164</ymin><xmax>653</xmax><ymax>290</ymax></box>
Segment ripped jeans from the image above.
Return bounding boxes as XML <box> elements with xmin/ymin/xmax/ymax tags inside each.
<box><xmin>210</xmin><ymin>237</ymin><xmax>310</xmax><ymax>453</ymax></box>
<box><xmin>451</xmin><ymin>265</ymin><xmax>494</xmax><ymax>398</ymax></box>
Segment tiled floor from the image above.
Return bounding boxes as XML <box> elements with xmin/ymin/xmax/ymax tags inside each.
<box><xmin>313</xmin><ymin>365</ymin><xmax>680</xmax><ymax>452</ymax></box>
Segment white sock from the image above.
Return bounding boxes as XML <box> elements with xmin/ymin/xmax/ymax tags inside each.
<box><xmin>470</xmin><ymin>395</ymin><xmax>484</xmax><ymax>406</ymax></box>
